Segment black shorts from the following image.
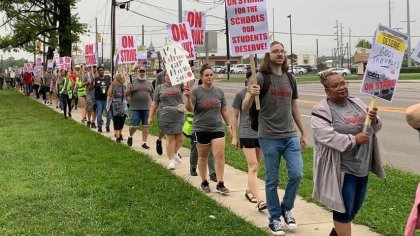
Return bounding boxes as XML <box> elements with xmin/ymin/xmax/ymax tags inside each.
<box><xmin>44</xmin><ymin>86</ymin><xmax>51</xmax><ymax>93</ymax></box>
<box><xmin>193</xmin><ymin>132</ymin><xmax>224</xmax><ymax>145</ymax></box>
<box><xmin>239</xmin><ymin>138</ymin><xmax>260</xmax><ymax>148</ymax></box>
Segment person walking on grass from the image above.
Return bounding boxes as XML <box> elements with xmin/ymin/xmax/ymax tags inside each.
<box><xmin>148</xmin><ymin>70</ymin><xmax>185</xmax><ymax>170</ymax></box>
<box><xmin>125</xmin><ymin>66</ymin><xmax>154</xmax><ymax>149</ymax></box>
<box><xmin>153</xmin><ymin>68</ymin><xmax>165</xmax><ymax>155</ymax></box>
<box><xmin>57</xmin><ymin>69</ymin><xmax>74</xmax><ymax>119</ymax></box>
<box><xmin>185</xmin><ymin>64</ymin><xmax>232</xmax><ymax>195</ymax></box>
<box><xmin>311</xmin><ymin>71</ymin><xmax>385</xmax><ymax>236</ymax></box>
<box><xmin>107</xmin><ymin>73</ymin><xmax>128</xmax><ymax>143</ymax></box>
<box><xmin>94</xmin><ymin>66</ymin><xmax>112</xmax><ymax>133</ymax></box>
<box><xmin>231</xmin><ymin>71</ymin><xmax>266</xmax><ymax>212</ymax></box>
<box><xmin>243</xmin><ymin>41</ymin><xmax>308</xmax><ymax>235</ymax></box>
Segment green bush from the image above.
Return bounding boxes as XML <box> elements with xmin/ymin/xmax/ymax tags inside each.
<box><xmin>400</xmin><ymin>67</ymin><xmax>420</xmax><ymax>73</ymax></box>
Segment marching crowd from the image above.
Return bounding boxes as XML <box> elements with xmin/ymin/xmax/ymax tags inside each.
<box><xmin>4</xmin><ymin>41</ymin><xmax>411</xmax><ymax>236</ymax></box>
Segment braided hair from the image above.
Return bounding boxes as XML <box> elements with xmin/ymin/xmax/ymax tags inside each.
<box><xmin>319</xmin><ymin>70</ymin><xmax>338</xmax><ymax>88</ymax></box>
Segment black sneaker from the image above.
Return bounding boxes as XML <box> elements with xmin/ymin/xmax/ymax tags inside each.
<box><xmin>268</xmin><ymin>220</ymin><xmax>285</xmax><ymax>236</ymax></box>
<box><xmin>106</xmin><ymin>126</ymin><xmax>110</xmax><ymax>132</ymax></box>
<box><xmin>190</xmin><ymin>167</ymin><xmax>198</xmax><ymax>176</ymax></box>
<box><xmin>156</xmin><ymin>139</ymin><xmax>163</xmax><ymax>155</ymax></box>
<box><xmin>216</xmin><ymin>181</ymin><xmax>229</xmax><ymax>194</ymax></box>
<box><xmin>209</xmin><ymin>173</ymin><xmax>217</xmax><ymax>182</ymax></box>
<box><xmin>86</xmin><ymin>121</ymin><xmax>91</xmax><ymax>128</ymax></box>
<box><xmin>98</xmin><ymin>128</ymin><xmax>102</xmax><ymax>133</ymax></box>
<box><xmin>91</xmin><ymin>123</ymin><xmax>97</xmax><ymax>129</ymax></box>
<box><xmin>282</xmin><ymin>210</ymin><xmax>297</xmax><ymax>229</ymax></box>
<box><xmin>116</xmin><ymin>137</ymin><xmax>122</xmax><ymax>143</ymax></box>
<box><xmin>68</xmin><ymin>113</ymin><xmax>72</xmax><ymax>118</ymax></box>
<box><xmin>141</xmin><ymin>143</ymin><xmax>150</xmax><ymax>150</ymax></box>
<box><xmin>201</xmin><ymin>180</ymin><xmax>211</xmax><ymax>193</ymax></box>
<box><xmin>127</xmin><ymin>137</ymin><xmax>133</xmax><ymax>147</ymax></box>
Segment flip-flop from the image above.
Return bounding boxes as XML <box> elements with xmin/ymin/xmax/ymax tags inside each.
<box><xmin>245</xmin><ymin>191</ymin><xmax>258</xmax><ymax>203</ymax></box>
<box><xmin>257</xmin><ymin>201</ymin><xmax>267</xmax><ymax>211</ymax></box>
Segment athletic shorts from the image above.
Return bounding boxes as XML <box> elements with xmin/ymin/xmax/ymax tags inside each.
<box><xmin>193</xmin><ymin>132</ymin><xmax>224</xmax><ymax>145</ymax></box>
<box><xmin>239</xmin><ymin>138</ymin><xmax>260</xmax><ymax>148</ymax></box>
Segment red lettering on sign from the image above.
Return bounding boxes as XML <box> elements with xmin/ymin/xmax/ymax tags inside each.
<box><xmin>364</xmin><ymin>82</ymin><xmax>374</xmax><ymax>91</ymax></box>
<box><xmin>85</xmin><ymin>55</ymin><xmax>97</xmax><ymax>65</ymax></box>
<box><xmin>120</xmin><ymin>49</ymin><xmax>137</xmax><ymax>62</ymax></box>
<box><xmin>188</xmin><ymin>12</ymin><xmax>202</xmax><ymax>28</ymax></box>
<box><xmin>191</xmin><ymin>29</ymin><xmax>204</xmax><ymax>45</ymax></box>
<box><xmin>85</xmin><ymin>44</ymin><xmax>94</xmax><ymax>54</ymax></box>
<box><xmin>181</xmin><ymin>41</ymin><xmax>194</xmax><ymax>58</ymax></box>
<box><xmin>122</xmin><ymin>36</ymin><xmax>134</xmax><ymax>48</ymax></box>
<box><xmin>171</xmin><ymin>24</ymin><xmax>188</xmax><ymax>42</ymax></box>
<box><xmin>226</xmin><ymin>0</ymin><xmax>237</xmax><ymax>6</ymax></box>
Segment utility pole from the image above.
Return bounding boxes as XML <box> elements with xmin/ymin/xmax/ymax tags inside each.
<box><xmin>388</xmin><ymin>0</ymin><xmax>392</xmax><ymax>27</ymax></box>
<box><xmin>178</xmin><ymin>0</ymin><xmax>182</xmax><ymax>23</ymax></box>
<box><xmin>340</xmin><ymin>23</ymin><xmax>344</xmax><ymax>67</ymax></box>
<box><xmin>334</xmin><ymin>20</ymin><xmax>339</xmax><ymax>67</ymax></box>
<box><xmin>142</xmin><ymin>24</ymin><xmax>145</xmax><ymax>46</ymax></box>
<box><xmin>95</xmin><ymin>18</ymin><xmax>99</xmax><ymax>66</ymax></box>
<box><xmin>406</xmin><ymin>0</ymin><xmax>412</xmax><ymax>67</ymax></box>
<box><xmin>111</xmin><ymin>0</ymin><xmax>116</xmax><ymax>77</ymax></box>
<box><xmin>348</xmin><ymin>27</ymin><xmax>352</xmax><ymax>69</ymax></box>
<box><xmin>316</xmin><ymin>39</ymin><xmax>319</xmax><ymax>62</ymax></box>
<box><xmin>225</xmin><ymin>5</ymin><xmax>231</xmax><ymax>80</ymax></box>
<box><xmin>272</xmin><ymin>8</ymin><xmax>275</xmax><ymax>41</ymax></box>
<box><xmin>287</xmin><ymin>14</ymin><xmax>293</xmax><ymax>72</ymax></box>
<box><xmin>43</xmin><ymin>0</ymin><xmax>46</xmax><ymax>70</ymax></box>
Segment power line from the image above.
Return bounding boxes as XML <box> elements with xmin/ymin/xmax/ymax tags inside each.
<box><xmin>126</xmin><ymin>9</ymin><xmax>169</xmax><ymax>24</ymax></box>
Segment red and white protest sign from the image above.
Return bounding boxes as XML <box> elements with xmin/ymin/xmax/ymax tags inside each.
<box><xmin>183</xmin><ymin>11</ymin><xmax>205</xmax><ymax>46</ymax></box>
<box><xmin>36</xmin><ymin>58</ymin><xmax>43</xmax><ymax>66</ymax></box>
<box><xmin>167</xmin><ymin>22</ymin><xmax>196</xmax><ymax>60</ymax></box>
<box><xmin>59</xmin><ymin>57</ymin><xmax>72</xmax><ymax>71</ymax></box>
<box><xmin>225</xmin><ymin>0</ymin><xmax>270</xmax><ymax>56</ymax></box>
<box><xmin>24</xmin><ymin>63</ymin><xmax>33</xmax><ymax>73</ymax></box>
<box><xmin>33</xmin><ymin>65</ymin><xmax>43</xmax><ymax>81</ymax></box>
<box><xmin>84</xmin><ymin>43</ymin><xmax>98</xmax><ymax>66</ymax></box>
<box><xmin>158</xmin><ymin>43</ymin><xmax>195</xmax><ymax>86</ymax></box>
<box><xmin>53</xmin><ymin>49</ymin><xmax>60</xmax><ymax>67</ymax></box>
<box><xmin>118</xmin><ymin>35</ymin><xmax>138</xmax><ymax>64</ymax></box>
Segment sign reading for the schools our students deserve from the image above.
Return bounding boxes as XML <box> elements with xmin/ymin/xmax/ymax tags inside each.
<box><xmin>183</xmin><ymin>11</ymin><xmax>205</xmax><ymax>46</ymax></box>
<box><xmin>167</xmin><ymin>22</ymin><xmax>196</xmax><ymax>60</ymax></box>
<box><xmin>118</xmin><ymin>35</ymin><xmax>138</xmax><ymax>64</ymax></box>
<box><xmin>360</xmin><ymin>24</ymin><xmax>408</xmax><ymax>102</ymax></box>
<box><xmin>158</xmin><ymin>43</ymin><xmax>195</xmax><ymax>86</ymax></box>
<box><xmin>410</xmin><ymin>41</ymin><xmax>420</xmax><ymax>63</ymax></box>
<box><xmin>84</xmin><ymin>43</ymin><xmax>98</xmax><ymax>66</ymax></box>
<box><xmin>225</xmin><ymin>0</ymin><xmax>270</xmax><ymax>56</ymax></box>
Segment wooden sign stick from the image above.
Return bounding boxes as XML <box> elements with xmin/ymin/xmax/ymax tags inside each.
<box><xmin>363</xmin><ymin>97</ymin><xmax>377</xmax><ymax>132</ymax></box>
<box><xmin>249</xmin><ymin>54</ymin><xmax>260</xmax><ymax>110</ymax></box>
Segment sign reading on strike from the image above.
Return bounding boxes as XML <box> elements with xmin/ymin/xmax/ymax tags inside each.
<box><xmin>24</xmin><ymin>63</ymin><xmax>33</xmax><ymax>73</ymax></box>
<box><xmin>158</xmin><ymin>43</ymin><xmax>195</xmax><ymax>86</ymax></box>
<box><xmin>84</xmin><ymin>43</ymin><xmax>98</xmax><ymax>66</ymax></box>
<box><xmin>360</xmin><ymin>24</ymin><xmax>408</xmax><ymax>102</ymax></box>
<box><xmin>183</xmin><ymin>11</ymin><xmax>206</xmax><ymax>46</ymax></box>
<box><xmin>59</xmin><ymin>57</ymin><xmax>72</xmax><ymax>71</ymax></box>
<box><xmin>225</xmin><ymin>0</ymin><xmax>270</xmax><ymax>56</ymax></box>
<box><xmin>118</xmin><ymin>35</ymin><xmax>138</xmax><ymax>64</ymax></box>
<box><xmin>167</xmin><ymin>22</ymin><xmax>196</xmax><ymax>60</ymax></box>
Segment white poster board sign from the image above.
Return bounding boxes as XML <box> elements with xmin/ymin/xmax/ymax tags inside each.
<box><xmin>225</xmin><ymin>0</ymin><xmax>270</xmax><ymax>56</ymax></box>
<box><xmin>183</xmin><ymin>11</ymin><xmax>205</xmax><ymax>46</ymax></box>
<box><xmin>59</xmin><ymin>57</ymin><xmax>72</xmax><ymax>71</ymax></box>
<box><xmin>33</xmin><ymin>65</ymin><xmax>43</xmax><ymax>81</ymax></box>
<box><xmin>410</xmin><ymin>41</ymin><xmax>420</xmax><ymax>63</ymax></box>
<box><xmin>118</xmin><ymin>35</ymin><xmax>138</xmax><ymax>64</ymax></box>
<box><xmin>158</xmin><ymin>43</ymin><xmax>195</xmax><ymax>86</ymax></box>
<box><xmin>24</xmin><ymin>63</ymin><xmax>33</xmax><ymax>73</ymax></box>
<box><xmin>84</xmin><ymin>43</ymin><xmax>98</xmax><ymax>66</ymax></box>
<box><xmin>360</xmin><ymin>24</ymin><xmax>408</xmax><ymax>102</ymax></box>
<box><xmin>167</xmin><ymin>22</ymin><xmax>196</xmax><ymax>60</ymax></box>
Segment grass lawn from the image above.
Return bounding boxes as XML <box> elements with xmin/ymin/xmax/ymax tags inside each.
<box><xmin>149</xmin><ymin>115</ymin><xmax>420</xmax><ymax>236</ymax></box>
<box><xmin>0</xmin><ymin>89</ymin><xmax>268</xmax><ymax>235</ymax></box>
<box><xmin>218</xmin><ymin>73</ymin><xmax>420</xmax><ymax>83</ymax></box>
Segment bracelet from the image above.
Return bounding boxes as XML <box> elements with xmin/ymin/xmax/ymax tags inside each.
<box><xmin>227</xmin><ymin>125</ymin><xmax>232</xmax><ymax>128</ymax></box>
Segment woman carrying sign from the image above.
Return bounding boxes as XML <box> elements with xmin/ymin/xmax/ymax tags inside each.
<box><xmin>185</xmin><ymin>65</ymin><xmax>232</xmax><ymax>194</ymax></box>
<box><xmin>311</xmin><ymin>71</ymin><xmax>386</xmax><ymax>236</ymax></box>
<box><xmin>148</xmin><ymin>70</ymin><xmax>185</xmax><ymax>170</ymax></box>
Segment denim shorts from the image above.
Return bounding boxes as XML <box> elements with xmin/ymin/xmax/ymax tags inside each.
<box><xmin>333</xmin><ymin>173</ymin><xmax>368</xmax><ymax>223</ymax></box>
<box><xmin>130</xmin><ymin>110</ymin><xmax>149</xmax><ymax>127</ymax></box>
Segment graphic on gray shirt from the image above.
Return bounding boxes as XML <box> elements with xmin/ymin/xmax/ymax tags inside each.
<box><xmin>329</xmin><ymin>99</ymin><xmax>371</xmax><ymax>177</ymax></box>
<box><xmin>153</xmin><ymin>83</ymin><xmax>184</xmax><ymax>123</ymax></box>
<box><xmin>232</xmin><ymin>88</ymin><xmax>257</xmax><ymax>139</ymax></box>
<box><xmin>192</xmin><ymin>86</ymin><xmax>226</xmax><ymax>133</ymax></box>
<box><xmin>256</xmin><ymin>72</ymin><xmax>298</xmax><ymax>139</ymax></box>
<box><xmin>44</xmin><ymin>73</ymin><xmax>55</xmax><ymax>87</ymax></box>
<box><xmin>129</xmin><ymin>78</ymin><xmax>154</xmax><ymax>110</ymax></box>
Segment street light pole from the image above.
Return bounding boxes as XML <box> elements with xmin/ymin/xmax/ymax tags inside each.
<box><xmin>111</xmin><ymin>0</ymin><xmax>116</xmax><ymax>77</ymax></box>
<box><xmin>287</xmin><ymin>14</ymin><xmax>293</xmax><ymax>73</ymax></box>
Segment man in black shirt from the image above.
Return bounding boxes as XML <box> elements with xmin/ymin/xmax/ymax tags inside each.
<box><xmin>94</xmin><ymin>66</ymin><xmax>112</xmax><ymax>132</ymax></box>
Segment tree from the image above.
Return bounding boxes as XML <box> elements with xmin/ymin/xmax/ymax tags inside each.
<box><xmin>355</xmin><ymin>39</ymin><xmax>372</xmax><ymax>49</ymax></box>
<box><xmin>0</xmin><ymin>0</ymin><xmax>87</xmax><ymax>58</ymax></box>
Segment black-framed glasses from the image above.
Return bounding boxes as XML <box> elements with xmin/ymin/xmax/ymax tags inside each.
<box><xmin>327</xmin><ymin>81</ymin><xmax>349</xmax><ymax>90</ymax></box>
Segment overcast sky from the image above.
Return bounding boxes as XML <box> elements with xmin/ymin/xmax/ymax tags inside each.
<box><xmin>2</xmin><ymin>0</ymin><xmax>420</xmax><ymax>61</ymax></box>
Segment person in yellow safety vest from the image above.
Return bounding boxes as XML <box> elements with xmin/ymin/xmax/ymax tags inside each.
<box><xmin>182</xmin><ymin>111</ymin><xmax>217</xmax><ymax>181</ymax></box>
<box><xmin>76</xmin><ymin>66</ymin><xmax>88</xmax><ymax>123</ymax></box>
<box><xmin>58</xmin><ymin>69</ymin><xmax>74</xmax><ymax>119</ymax></box>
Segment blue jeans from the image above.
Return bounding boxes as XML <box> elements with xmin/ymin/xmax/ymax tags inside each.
<box><xmin>259</xmin><ymin>136</ymin><xmax>303</xmax><ymax>223</ymax></box>
<box><xmin>333</xmin><ymin>173</ymin><xmax>368</xmax><ymax>223</ymax></box>
<box><xmin>96</xmin><ymin>99</ymin><xmax>111</xmax><ymax>129</ymax></box>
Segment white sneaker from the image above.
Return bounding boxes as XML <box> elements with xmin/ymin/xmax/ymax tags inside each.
<box><xmin>167</xmin><ymin>160</ymin><xmax>175</xmax><ymax>170</ymax></box>
<box><xmin>175</xmin><ymin>154</ymin><xmax>182</xmax><ymax>164</ymax></box>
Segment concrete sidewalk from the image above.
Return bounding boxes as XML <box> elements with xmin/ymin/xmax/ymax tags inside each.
<box><xmin>45</xmin><ymin>100</ymin><xmax>381</xmax><ymax>236</ymax></box>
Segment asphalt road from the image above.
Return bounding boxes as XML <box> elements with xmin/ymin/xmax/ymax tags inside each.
<box><xmin>216</xmin><ymin>80</ymin><xmax>420</xmax><ymax>174</ymax></box>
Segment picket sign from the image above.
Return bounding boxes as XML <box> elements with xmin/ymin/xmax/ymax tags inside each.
<box><xmin>249</xmin><ymin>54</ymin><xmax>260</xmax><ymax>109</ymax></box>
<box><xmin>183</xmin><ymin>10</ymin><xmax>206</xmax><ymax>46</ymax></box>
<box><xmin>166</xmin><ymin>22</ymin><xmax>196</xmax><ymax>60</ymax></box>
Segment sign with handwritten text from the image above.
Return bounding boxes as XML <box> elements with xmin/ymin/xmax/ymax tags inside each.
<box><xmin>158</xmin><ymin>43</ymin><xmax>195</xmax><ymax>85</ymax></box>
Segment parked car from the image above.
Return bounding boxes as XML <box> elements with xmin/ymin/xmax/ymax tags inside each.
<box><xmin>317</xmin><ymin>67</ymin><xmax>351</xmax><ymax>76</ymax></box>
<box><xmin>288</xmin><ymin>66</ymin><xmax>307</xmax><ymax>75</ymax></box>
<box><xmin>212</xmin><ymin>65</ymin><xmax>223</xmax><ymax>73</ymax></box>
<box><xmin>230</xmin><ymin>64</ymin><xmax>249</xmax><ymax>74</ymax></box>
<box><xmin>297</xmin><ymin>65</ymin><xmax>317</xmax><ymax>73</ymax></box>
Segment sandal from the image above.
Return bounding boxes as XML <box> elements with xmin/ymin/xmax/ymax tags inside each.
<box><xmin>245</xmin><ymin>191</ymin><xmax>258</xmax><ymax>203</ymax></box>
<box><xmin>257</xmin><ymin>201</ymin><xmax>267</xmax><ymax>211</ymax></box>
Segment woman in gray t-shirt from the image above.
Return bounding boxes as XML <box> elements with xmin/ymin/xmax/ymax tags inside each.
<box><xmin>148</xmin><ymin>70</ymin><xmax>185</xmax><ymax>170</ymax></box>
<box><xmin>185</xmin><ymin>65</ymin><xmax>232</xmax><ymax>194</ymax></box>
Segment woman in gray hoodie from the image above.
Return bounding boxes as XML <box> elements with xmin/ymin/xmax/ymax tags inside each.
<box><xmin>311</xmin><ymin>71</ymin><xmax>386</xmax><ymax>236</ymax></box>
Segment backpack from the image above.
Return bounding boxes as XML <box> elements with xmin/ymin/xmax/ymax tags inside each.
<box><xmin>249</xmin><ymin>72</ymin><xmax>295</xmax><ymax>131</ymax></box>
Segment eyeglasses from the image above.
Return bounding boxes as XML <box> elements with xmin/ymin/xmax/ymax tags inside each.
<box><xmin>327</xmin><ymin>81</ymin><xmax>349</xmax><ymax>90</ymax></box>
